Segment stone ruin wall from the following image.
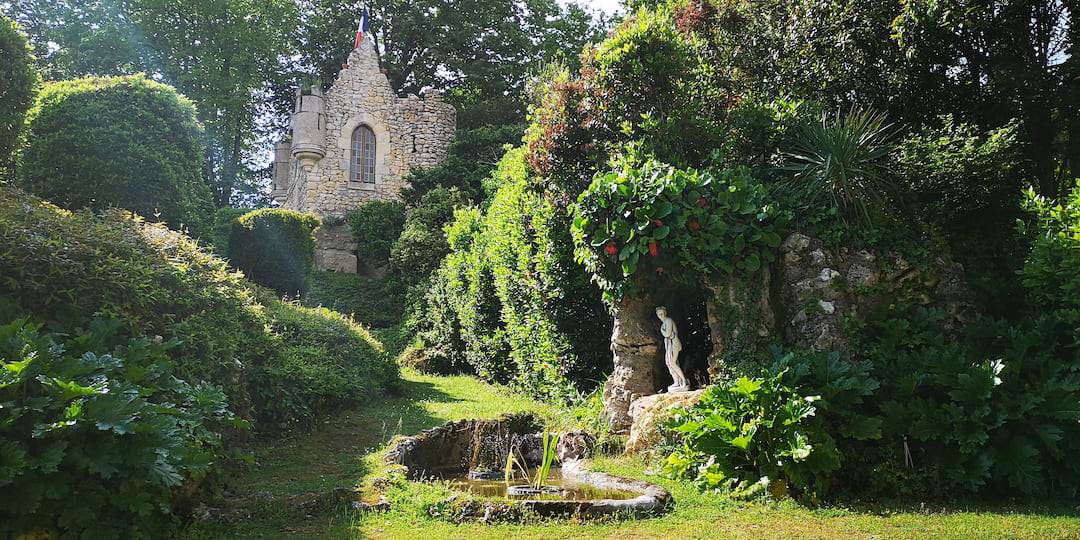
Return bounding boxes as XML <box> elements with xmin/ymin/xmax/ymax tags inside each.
<box><xmin>275</xmin><ymin>38</ymin><xmax>455</xmax><ymax>272</ymax></box>
<box><xmin>607</xmin><ymin>232</ymin><xmax>976</xmax><ymax>435</ymax></box>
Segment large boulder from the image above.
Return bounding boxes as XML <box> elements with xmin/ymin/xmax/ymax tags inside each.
<box><xmin>625</xmin><ymin>390</ymin><xmax>706</xmax><ymax>455</ymax></box>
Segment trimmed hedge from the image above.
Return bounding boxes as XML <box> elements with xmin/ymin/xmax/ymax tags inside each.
<box><xmin>0</xmin><ymin>185</ymin><xmax>397</xmax><ymax>430</ymax></box>
<box><xmin>18</xmin><ymin>74</ymin><xmax>214</xmax><ymax>237</ymax></box>
<box><xmin>228</xmin><ymin>208</ymin><xmax>319</xmax><ymax>296</ymax></box>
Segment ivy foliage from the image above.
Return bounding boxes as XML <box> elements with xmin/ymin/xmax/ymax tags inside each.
<box><xmin>0</xmin><ymin>302</ymin><xmax>245</xmax><ymax>539</ymax></box>
<box><xmin>0</xmin><ymin>12</ymin><xmax>36</xmax><ymax>177</ymax></box>
<box><xmin>227</xmin><ymin>208</ymin><xmax>319</xmax><ymax>296</ymax></box>
<box><xmin>572</xmin><ymin>151</ymin><xmax>786</xmax><ymax>303</ymax></box>
<box><xmin>18</xmin><ymin>74</ymin><xmax>214</xmax><ymax>237</ymax></box>
<box><xmin>416</xmin><ymin>148</ymin><xmax>609</xmax><ymax>400</ymax></box>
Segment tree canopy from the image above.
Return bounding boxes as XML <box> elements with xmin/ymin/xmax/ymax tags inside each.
<box><xmin>5</xmin><ymin>0</ymin><xmax>610</xmax><ymax>205</ymax></box>
<box><xmin>296</xmin><ymin>0</ymin><xmax>610</xmax><ymax>127</ymax></box>
<box><xmin>0</xmin><ymin>12</ymin><xmax>36</xmax><ymax>177</ymax></box>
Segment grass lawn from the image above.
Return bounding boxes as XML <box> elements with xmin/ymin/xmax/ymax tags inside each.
<box><xmin>181</xmin><ymin>369</ymin><xmax>1080</xmax><ymax>539</ymax></box>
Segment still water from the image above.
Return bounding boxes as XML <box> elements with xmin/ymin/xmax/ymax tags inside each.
<box><xmin>441</xmin><ymin>467</ymin><xmax>638</xmax><ymax>501</ymax></box>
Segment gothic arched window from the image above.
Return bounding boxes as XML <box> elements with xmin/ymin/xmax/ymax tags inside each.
<box><xmin>351</xmin><ymin>125</ymin><xmax>376</xmax><ymax>184</ymax></box>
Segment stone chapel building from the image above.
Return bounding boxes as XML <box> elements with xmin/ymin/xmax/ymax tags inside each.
<box><xmin>271</xmin><ymin>36</ymin><xmax>455</xmax><ymax>273</ymax></box>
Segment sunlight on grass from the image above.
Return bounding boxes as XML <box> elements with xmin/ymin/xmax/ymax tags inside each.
<box><xmin>183</xmin><ymin>370</ymin><xmax>1080</xmax><ymax>540</ymax></box>
<box><xmin>400</xmin><ymin>368</ymin><xmax>559</xmax><ymax>421</ymax></box>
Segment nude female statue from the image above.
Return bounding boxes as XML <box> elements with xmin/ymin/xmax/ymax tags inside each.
<box><xmin>656</xmin><ymin>306</ymin><xmax>689</xmax><ymax>392</ymax></box>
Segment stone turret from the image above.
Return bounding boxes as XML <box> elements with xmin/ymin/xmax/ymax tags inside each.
<box><xmin>272</xmin><ymin>141</ymin><xmax>291</xmax><ymax>202</ymax></box>
<box><xmin>290</xmin><ymin>85</ymin><xmax>327</xmax><ymax>172</ymax></box>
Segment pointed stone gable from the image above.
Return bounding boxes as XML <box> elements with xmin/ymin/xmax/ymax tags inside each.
<box><xmin>275</xmin><ymin>37</ymin><xmax>456</xmax><ymax>216</ymax></box>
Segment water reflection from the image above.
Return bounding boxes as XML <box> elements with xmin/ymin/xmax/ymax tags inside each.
<box><xmin>440</xmin><ymin>468</ymin><xmax>638</xmax><ymax>501</ymax></box>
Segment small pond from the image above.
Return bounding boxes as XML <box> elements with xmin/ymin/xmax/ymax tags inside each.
<box><xmin>385</xmin><ymin>413</ymin><xmax>670</xmax><ymax>518</ymax></box>
<box><xmin>442</xmin><ymin>467</ymin><xmax>639</xmax><ymax>501</ymax></box>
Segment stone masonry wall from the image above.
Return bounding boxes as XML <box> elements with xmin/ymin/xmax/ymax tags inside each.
<box><xmin>279</xmin><ymin>38</ymin><xmax>455</xmax><ymax>217</ymax></box>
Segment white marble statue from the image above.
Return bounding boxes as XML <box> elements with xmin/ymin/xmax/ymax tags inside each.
<box><xmin>656</xmin><ymin>306</ymin><xmax>689</xmax><ymax>392</ymax></box>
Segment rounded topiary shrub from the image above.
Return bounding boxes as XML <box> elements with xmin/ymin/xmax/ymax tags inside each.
<box><xmin>18</xmin><ymin>74</ymin><xmax>214</xmax><ymax>237</ymax></box>
<box><xmin>256</xmin><ymin>302</ymin><xmax>398</xmax><ymax>427</ymax></box>
<box><xmin>228</xmin><ymin>208</ymin><xmax>319</xmax><ymax>296</ymax></box>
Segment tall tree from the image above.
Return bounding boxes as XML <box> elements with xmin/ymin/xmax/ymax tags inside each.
<box><xmin>8</xmin><ymin>0</ymin><xmax>301</xmax><ymax>206</ymax></box>
<box><xmin>125</xmin><ymin>0</ymin><xmax>300</xmax><ymax>206</ymax></box>
<box><xmin>0</xmin><ymin>11</ymin><xmax>36</xmax><ymax>178</ymax></box>
<box><xmin>8</xmin><ymin>0</ymin><xmax>608</xmax><ymax>205</ymax></box>
<box><xmin>891</xmin><ymin>0</ymin><xmax>1072</xmax><ymax>196</ymax></box>
<box><xmin>297</xmin><ymin>0</ymin><xmax>610</xmax><ymax>127</ymax></box>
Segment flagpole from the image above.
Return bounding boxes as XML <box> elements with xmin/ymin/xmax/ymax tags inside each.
<box><xmin>354</xmin><ymin>6</ymin><xmax>370</xmax><ymax>50</ymax></box>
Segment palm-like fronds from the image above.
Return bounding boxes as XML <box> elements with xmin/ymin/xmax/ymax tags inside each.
<box><xmin>782</xmin><ymin>108</ymin><xmax>898</xmax><ymax>229</ymax></box>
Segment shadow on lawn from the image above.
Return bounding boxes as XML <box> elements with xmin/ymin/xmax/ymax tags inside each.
<box><xmin>831</xmin><ymin>495</ymin><xmax>1080</xmax><ymax>519</ymax></box>
<box><xmin>181</xmin><ymin>377</ymin><xmax>467</xmax><ymax>538</ymax></box>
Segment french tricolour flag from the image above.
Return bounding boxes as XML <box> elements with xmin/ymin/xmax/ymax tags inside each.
<box><xmin>354</xmin><ymin>7</ymin><xmax>370</xmax><ymax>49</ymax></box>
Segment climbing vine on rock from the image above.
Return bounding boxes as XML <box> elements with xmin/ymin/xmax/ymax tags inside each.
<box><xmin>571</xmin><ymin>151</ymin><xmax>786</xmax><ymax>303</ymax></box>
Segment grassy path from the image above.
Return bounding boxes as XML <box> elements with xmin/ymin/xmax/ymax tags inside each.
<box><xmin>183</xmin><ymin>370</ymin><xmax>1080</xmax><ymax>539</ymax></box>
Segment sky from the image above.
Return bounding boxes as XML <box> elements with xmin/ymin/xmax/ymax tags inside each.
<box><xmin>566</xmin><ymin>0</ymin><xmax>626</xmax><ymax>18</ymax></box>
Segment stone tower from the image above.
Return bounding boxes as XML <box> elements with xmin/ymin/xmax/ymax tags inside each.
<box><xmin>273</xmin><ymin>36</ymin><xmax>456</xmax><ymax>272</ymax></box>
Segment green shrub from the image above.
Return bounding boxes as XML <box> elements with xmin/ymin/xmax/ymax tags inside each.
<box><xmin>255</xmin><ymin>302</ymin><xmax>397</xmax><ymax>427</ymax></box>
<box><xmin>894</xmin><ymin>119</ymin><xmax>1023</xmax><ymax>313</ymax></box>
<box><xmin>390</xmin><ymin>186</ymin><xmax>468</xmax><ymax>302</ymax></box>
<box><xmin>0</xmin><ymin>186</ymin><xmax>397</xmax><ymax>435</ymax></box>
<box><xmin>0</xmin><ymin>302</ymin><xmax>245</xmax><ymax>539</ymax></box>
<box><xmin>766</xmin><ymin>347</ymin><xmax>882</xmax><ymax>497</ymax></box>
<box><xmin>0</xmin><ymin>12</ymin><xmax>36</xmax><ymax>177</ymax></box>
<box><xmin>304</xmin><ymin>271</ymin><xmax>404</xmax><ymax>328</ymax></box>
<box><xmin>347</xmin><ymin>200</ymin><xmax>405</xmax><ymax>265</ymax></box>
<box><xmin>228</xmin><ymin>208</ymin><xmax>319</xmax><ymax>296</ymax></box>
<box><xmin>18</xmin><ymin>74</ymin><xmax>214</xmax><ymax>237</ymax></box>
<box><xmin>1018</xmin><ymin>179</ymin><xmax>1080</xmax><ymax>323</ymax></box>
<box><xmin>662</xmin><ymin>373</ymin><xmax>822</xmax><ymax>499</ymax></box>
<box><xmin>572</xmin><ymin>151</ymin><xmax>786</xmax><ymax>303</ymax></box>
<box><xmin>716</xmin><ymin>96</ymin><xmax>818</xmax><ymax>177</ymax></box>
<box><xmin>207</xmin><ymin>206</ymin><xmax>250</xmax><ymax>256</ymax></box>
<box><xmin>842</xmin><ymin>305</ymin><xmax>1080</xmax><ymax>498</ymax></box>
<box><xmin>415</xmin><ymin>148</ymin><xmax>610</xmax><ymax>399</ymax></box>
<box><xmin>0</xmin><ymin>187</ymin><xmax>270</xmax><ymax>405</ymax></box>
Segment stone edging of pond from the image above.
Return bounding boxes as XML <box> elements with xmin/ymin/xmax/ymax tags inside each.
<box><xmin>383</xmin><ymin>414</ymin><xmax>671</xmax><ymax>519</ymax></box>
<box><xmin>521</xmin><ymin>458</ymin><xmax>671</xmax><ymax>518</ymax></box>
